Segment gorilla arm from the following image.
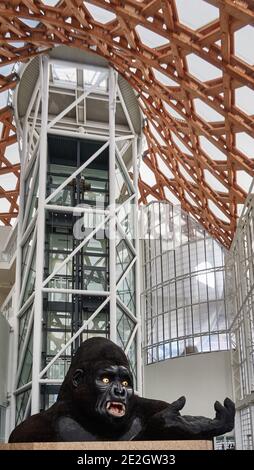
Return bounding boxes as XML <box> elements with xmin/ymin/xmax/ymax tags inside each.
<box><xmin>135</xmin><ymin>396</ymin><xmax>235</xmax><ymax>440</ymax></box>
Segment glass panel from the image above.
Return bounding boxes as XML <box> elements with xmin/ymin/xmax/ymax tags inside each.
<box><xmin>24</xmin><ymin>159</ymin><xmax>39</xmax><ymax>221</ymax></box>
<box><xmin>43</xmin><ymin>391</ymin><xmax>59</xmax><ymax>411</ymax></box>
<box><xmin>47</xmin><ymin>310</ymin><xmax>71</xmax><ymax>330</ymax></box>
<box><xmin>83</xmin><ymin>69</ymin><xmax>107</xmax><ymax>90</ymax></box>
<box><xmin>27</xmin><ymin>171</ymin><xmax>39</xmax><ymax>221</ymax></box>
<box><xmin>47</xmin><ymin>137</ymin><xmax>109</xmax><ymax>209</ymax></box>
<box><xmin>117</xmin><ymin>199</ymin><xmax>135</xmax><ymax>241</ymax></box>
<box><xmin>24</xmin><ymin>160</ymin><xmax>36</xmax><ymax>203</ymax></box>
<box><xmin>115</xmin><ymin>159</ymin><xmax>133</xmax><ymax>205</ymax></box>
<box><xmin>52</xmin><ymin>64</ymin><xmax>76</xmax><ymax>86</ymax></box>
<box><xmin>47</xmin><ymin>161</ymin><xmax>75</xmax><ymax>206</ymax></box>
<box><xmin>117</xmin><ymin>266</ymin><xmax>135</xmax><ymax>314</ymax></box>
<box><xmin>18</xmin><ymin>333</ymin><xmax>33</xmax><ymax>388</ymax></box>
<box><xmin>80</xmin><ymin>307</ymin><xmax>109</xmax><ymax>344</ymax></box>
<box><xmin>22</xmin><ymin>246</ymin><xmax>36</xmax><ymax>306</ymax></box>
<box><xmin>18</xmin><ymin>305</ymin><xmax>33</xmax><ymax>356</ymax></box>
<box><xmin>46</xmin><ymin>358</ymin><xmax>71</xmax><ymax>381</ymax></box>
<box><xmin>83</xmin><ymin>268</ymin><xmax>108</xmax><ymax>291</ymax></box>
<box><xmin>116</xmin><ymin>239</ymin><xmax>134</xmax><ymax>281</ymax></box>
<box><xmin>46</xmin><ymin>330</ymin><xmax>72</xmax><ymax>357</ymax></box>
<box><xmin>48</xmin><ymin>253</ymin><xmax>72</xmax><ymax>276</ymax></box>
<box><xmin>48</xmin><ymin>277</ymin><xmax>73</xmax><ymax>302</ymax></box>
<box><xmin>21</xmin><ymin>230</ymin><xmax>34</xmax><ymax>273</ymax></box>
<box><xmin>83</xmin><ymin>237</ymin><xmax>107</xmax><ymax>254</ymax></box>
<box><xmin>81</xmin><ymin>168</ymin><xmax>109</xmax><ymax>208</ymax></box>
<box><xmin>117</xmin><ymin>305</ymin><xmax>135</xmax><ymax>350</ymax></box>
<box><xmin>49</xmin><ymin>231</ymin><xmax>73</xmax><ymax>252</ymax></box>
<box><xmin>116</xmin><ymin>140</ymin><xmax>133</xmax><ymax>172</ymax></box>
<box><xmin>127</xmin><ymin>338</ymin><xmax>137</xmax><ymax>390</ymax></box>
<box><xmin>15</xmin><ymin>391</ymin><xmax>30</xmax><ymax>426</ymax></box>
<box><xmin>0</xmin><ymin>406</ymin><xmax>6</xmax><ymax>442</ymax></box>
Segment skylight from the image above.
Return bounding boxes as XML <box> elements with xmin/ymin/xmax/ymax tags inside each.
<box><xmin>41</xmin><ymin>0</ymin><xmax>60</xmax><ymax>5</ymax></box>
<box><xmin>194</xmin><ymin>99</ymin><xmax>224</xmax><ymax>122</ymax></box>
<box><xmin>208</xmin><ymin>200</ymin><xmax>230</xmax><ymax>223</ymax></box>
<box><xmin>140</xmin><ymin>160</ymin><xmax>157</xmax><ymax>186</ymax></box>
<box><xmin>164</xmin><ymin>187</ymin><xmax>180</xmax><ymax>206</ymax></box>
<box><xmin>237</xmin><ymin>171</ymin><xmax>253</xmax><ymax>193</ymax></box>
<box><xmin>52</xmin><ymin>64</ymin><xmax>76</xmax><ymax>85</ymax></box>
<box><xmin>83</xmin><ymin>69</ymin><xmax>107</xmax><ymax>90</ymax></box>
<box><xmin>136</xmin><ymin>25</ymin><xmax>170</xmax><ymax>49</ymax></box>
<box><xmin>171</xmin><ymin>132</ymin><xmax>193</xmax><ymax>156</ymax></box>
<box><xmin>179</xmin><ymin>163</ymin><xmax>195</xmax><ymax>183</ymax></box>
<box><xmin>187</xmin><ymin>54</ymin><xmax>222</xmax><ymax>81</ymax></box>
<box><xmin>84</xmin><ymin>2</ymin><xmax>116</xmax><ymax>24</ymax></box>
<box><xmin>204</xmin><ymin>170</ymin><xmax>227</xmax><ymax>193</ymax></box>
<box><xmin>175</xmin><ymin>0</ymin><xmax>219</xmax><ymax>30</ymax></box>
<box><xmin>152</xmin><ymin>68</ymin><xmax>179</xmax><ymax>87</ymax></box>
<box><xmin>235</xmin><ymin>86</ymin><xmax>254</xmax><ymax>116</ymax></box>
<box><xmin>235</xmin><ymin>26</ymin><xmax>254</xmax><ymax>65</ymax></box>
<box><xmin>163</xmin><ymin>101</ymin><xmax>185</xmax><ymax>121</ymax></box>
<box><xmin>236</xmin><ymin>133</ymin><xmax>254</xmax><ymax>158</ymax></box>
<box><xmin>199</xmin><ymin>136</ymin><xmax>227</xmax><ymax>161</ymax></box>
<box><xmin>157</xmin><ymin>155</ymin><xmax>174</xmax><ymax>179</ymax></box>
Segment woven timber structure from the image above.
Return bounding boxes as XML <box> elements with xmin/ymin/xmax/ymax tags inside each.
<box><xmin>0</xmin><ymin>0</ymin><xmax>254</xmax><ymax>247</ymax></box>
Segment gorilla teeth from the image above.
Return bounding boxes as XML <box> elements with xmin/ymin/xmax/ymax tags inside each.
<box><xmin>106</xmin><ymin>402</ymin><xmax>126</xmax><ymax>417</ymax></box>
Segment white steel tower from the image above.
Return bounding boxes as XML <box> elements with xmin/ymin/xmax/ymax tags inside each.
<box><xmin>11</xmin><ymin>47</ymin><xmax>143</xmax><ymax>429</ymax></box>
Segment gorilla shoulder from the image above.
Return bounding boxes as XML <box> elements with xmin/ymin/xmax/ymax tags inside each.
<box><xmin>9</xmin><ymin>411</ymin><xmax>55</xmax><ymax>443</ymax></box>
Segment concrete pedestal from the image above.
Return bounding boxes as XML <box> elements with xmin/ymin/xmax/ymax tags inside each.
<box><xmin>0</xmin><ymin>441</ymin><xmax>213</xmax><ymax>450</ymax></box>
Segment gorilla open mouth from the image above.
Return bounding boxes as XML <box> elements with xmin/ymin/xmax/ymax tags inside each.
<box><xmin>106</xmin><ymin>401</ymin><xmax>126</xmax><ymax>418</ymax></box>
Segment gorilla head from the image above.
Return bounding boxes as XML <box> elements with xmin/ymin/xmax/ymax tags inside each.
<box><xmin>58</xmin><ymin>337</ymin><xmax>135</xmax><ymax>433</ymax></box>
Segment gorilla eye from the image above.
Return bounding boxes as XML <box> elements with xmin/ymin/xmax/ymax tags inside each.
<box><xmin>102</xmin><ymin>377</ymin><xmax>110</xmax><ymax>384</ymax></box>
<box><xmin>122</xmin><ymin>380</ymin><xmax>129</xmax><ymax>387</ymax></box>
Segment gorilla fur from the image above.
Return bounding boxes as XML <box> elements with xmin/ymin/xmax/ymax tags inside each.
<box><xmin>9</xmin><ymin>337</ymin><xmax>235</xmax><ymax>442</ymax></box>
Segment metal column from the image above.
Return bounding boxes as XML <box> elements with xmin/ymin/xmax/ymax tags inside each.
<box><xmin>31</xmin><ymin>56</ymin><xmax>49</xmax><ymax>413</ymax></box>
<box><xmin>109</xmin><ymin>67</ymin><xmax>117</xmax><ymax>344</ymax></box>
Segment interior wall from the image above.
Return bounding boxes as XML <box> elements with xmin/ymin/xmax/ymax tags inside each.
<box><xmin>143</xmin><ymin>351</ymin><xmax>233</xmax><ymax>418</ymax></box>
<box><xmin>0</xmin><ymin>314</ymin><xmax>10</xmax><ymax>406</ymax></box>
<box><xmin>0</xmin><ymin>227</ymin><xmax>14</xmax><ymax>306</ymax></box>
<box><xmin>0</xmin><ymin>227</ymin><xmax>12</xmax><ymax>250</ymax></box>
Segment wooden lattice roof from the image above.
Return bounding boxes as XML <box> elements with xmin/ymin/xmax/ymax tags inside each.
<box><xmin>0</xmin><ymin>0</ymin><xmax>254</xmax><ymax>247</ymax></box>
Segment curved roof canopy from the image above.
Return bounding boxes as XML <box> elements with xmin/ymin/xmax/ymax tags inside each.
<box><xmin>0</xmin><ymin>0</ymin><xmax>254</xmax><ymax>248</ymax></box>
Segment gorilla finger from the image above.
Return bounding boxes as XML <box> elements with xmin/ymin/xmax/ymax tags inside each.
<box><xmin>224</xmin><ymin>398</ymin><xmax>235</xmax><ymax>414</ymax></box>
<box><xmin>214</xmin><ymin>400</ymin><xmax>225</xmax><ymax>418</ymax></box>
<box><xmin>171</xmin><ymin>396</ymin><xmax>186</xmax><ymax>411</ymax></box>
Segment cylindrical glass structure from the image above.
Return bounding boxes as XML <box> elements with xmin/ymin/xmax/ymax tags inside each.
<box><xmin>141</xmin><ymin>201</ymin><xmax>229</xmax><ymax>365</ymax></box>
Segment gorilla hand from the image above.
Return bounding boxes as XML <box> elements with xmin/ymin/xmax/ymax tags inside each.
<box><xmin>212</xmin><ymin>398</ymin><xmax>235</xmax><ymax>435</ymax></box>
<box><xmin>170</xmin><ymin>396</ymin><xmax>186</xmax><ymax>414</ymax></box>
<box><xmin>136</xmin><ymin>396</ymin><xmax>235</xmax><ymax>440</ymax></box>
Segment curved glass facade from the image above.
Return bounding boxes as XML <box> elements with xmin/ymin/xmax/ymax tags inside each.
<box><xmin>141</xmin><ymin>201</ymin><xmax>229</xmax><ymax>364</ymax></box>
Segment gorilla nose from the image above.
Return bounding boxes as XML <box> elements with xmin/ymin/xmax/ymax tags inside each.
<box><xmin>112</xmin><ymin>384</ymin><xmax>127</xmax><ymax>399</ymax></box>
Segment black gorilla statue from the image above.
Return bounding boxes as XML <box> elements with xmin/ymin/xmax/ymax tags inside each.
<box><xmin>9</xmin><ymin>337</ymin><xmax>235</xmax><ymax>442</ymax></box>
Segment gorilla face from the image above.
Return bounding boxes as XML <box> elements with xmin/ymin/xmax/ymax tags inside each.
<box><xmin>71</xmin><ymin>363</ymin><xmax>134</xmax><ymax>427</ymax></box>
<box><xmin>94</xmin><ymin>365</ymin><xmax>134</xmax><ymax>420</ymax></box>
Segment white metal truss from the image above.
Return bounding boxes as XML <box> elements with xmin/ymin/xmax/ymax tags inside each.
<box><xmin>10</xmin><ymin>54</ymin><xmax>142</xmax><ymax>427</ymax></box>
<box><xmin>226</xmin><ymin>191</ymin><xmax>254</xmax><ymax>449</ymax></box>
